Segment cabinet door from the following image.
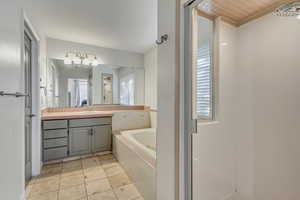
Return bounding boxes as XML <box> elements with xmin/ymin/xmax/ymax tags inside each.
<box><xmin>92</xmin><ymin>125</ymin><xmax>112</xmax><ymax>152</ymax></box>
<box><xmin>69</xmin><ymin>127</ymin><xmax>92</xmax><ymax>156</ymax></box>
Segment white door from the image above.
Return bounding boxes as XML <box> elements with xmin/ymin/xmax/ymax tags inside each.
<box><xmin>24</xmin><ymin>31</ymin><xmax>33</xmax><ymax>184</ymax></box>
<box><xmin>0</xmin><ymin>1</ymin><xmax>26</xmax><ymax>199</ymax></box>
<box><xmin>184</xmin><ymin>1</ymin><xmax>237</xmax><ymax>200</ymax></box>
<box><xmin>184</xmin><ymin>1</ymin><xmax>222</xmax><ymax>200</ymax></box>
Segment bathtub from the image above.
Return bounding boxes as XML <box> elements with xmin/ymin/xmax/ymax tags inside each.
<box><xmin>113</xmin><ymin>128</ymin><xmax>156</xmax><ymax>200</ymax></box>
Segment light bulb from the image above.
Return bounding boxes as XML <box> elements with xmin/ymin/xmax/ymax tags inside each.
<box><xmin>64</xmin><ymin>58</ymin><xmax>72</xmax><ymax>65</ymax></box>
<box><xmin>82</xmin><ymin>58</ymin><xmax>90</xmax><ymax>65</ymax></box>
<box><xmin>64</xmin><ymin>54</ymin><xmax>72</xmax><ymax>65</ymax></box>
<box><xmin>73</xmin><ymin>56</ymin><xmax>82</xmax><ymax>65</ymax></box>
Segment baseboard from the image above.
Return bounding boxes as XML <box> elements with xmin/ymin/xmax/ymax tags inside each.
<box><xmin>43</xmin><ymin>151</ymin><xmax>112</xmax><ymax>165</ymax></box>
<box><xmin>222</xmin><ymin>192</ymin><xmax>237</xmax><ymax>200</ymax></box>
<box><xmin>20</xmin><ymin>191</ymin><xmax>25</xmax><ymax>200</ymax></box>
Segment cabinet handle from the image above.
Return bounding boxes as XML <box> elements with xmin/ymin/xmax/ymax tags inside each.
<box><xmin>90</xmin><ymin>128</ymin><xmax>94</xmax><ymax>136</ymax></box>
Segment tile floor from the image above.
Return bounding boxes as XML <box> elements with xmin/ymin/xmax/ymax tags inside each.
<box><xmin>26</xmin><ymin>154</ymin><xmax>144</xmax><ymax>200</ymax></box>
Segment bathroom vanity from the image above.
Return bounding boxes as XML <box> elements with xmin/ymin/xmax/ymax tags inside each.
<box><xmin>42</xmin><ymin>117</ymin><xmax>112</xmax><ymax>162</ymax></box>
<box><xmin>41</xmin><ymin>105</ymin><xmax>148</xmax><ymax>162</ymax></box>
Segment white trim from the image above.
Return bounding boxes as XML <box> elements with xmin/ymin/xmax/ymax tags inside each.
<box><xmin>23</xmin><ymin>13</ymin><xmax>40</xmax><ymax>42</ymax></box>
<box><xmin>23</xmin><ymin>11</ymin><xmax>42</xmax><ymax>177</ymax></box>
<box><xmin>20</xmin><ymin>191</ymin><xmax>25</xmax><ymax>200</ymax></box>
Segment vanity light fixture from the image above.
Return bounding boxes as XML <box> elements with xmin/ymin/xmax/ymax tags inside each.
<box><xmin>64</xmin><ymin>52</ymin><xmax>99</xmax><ymax>66</ymax></box>
<box><xmin>92</xmin><ymin>56</ymin><xmax>99</xmax><ymax>66</ymax></box>
<box><xmin>63</xmin><ymin>53</ymin><xmax>72</xmax><ymax>65</ymax></box>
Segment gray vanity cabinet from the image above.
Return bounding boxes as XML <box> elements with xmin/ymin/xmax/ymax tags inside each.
<box><xmin>69</xmin><ymin>125</ymin><xmax>112</xmax><ymax>156</ymax></box>
<box><xmin>42</xmin><ymin>117</ymin><xmax>112</xmax><ymax>162</ymax></box>
<box><xmin>92</xmin><ymin>125</ymin><xmax>112</xmax><ymax>152</ymax></box>
<box><xmin>42</xmin><ymin>120</ymin><xmax>68</xmax><ymax>162</ymax></box>
<box><xmin>69</xmin><ymin>127</ymin><xmax>92</xmax><ymax>156</ymax></box>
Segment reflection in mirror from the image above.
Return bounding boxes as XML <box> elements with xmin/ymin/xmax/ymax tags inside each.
<box><xmin>46</xmin><ymin>58</ymin><xmax>145</xmax><ymax>108</ymax></box>
<box><xmin>68</xmin><ymin>79</ymin><xmax>90</xmax><ymax>107</ymax></box>
<box><xmin>102</xmin><ymin>73</ymin><xmax>113</xmax><ymax>104</ymax></box>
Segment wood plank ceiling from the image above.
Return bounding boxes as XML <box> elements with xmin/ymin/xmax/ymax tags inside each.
<box><xmin>196</xmin><ymin>0</ymin><xmax>298</xmax><ymax>26</ymax></box>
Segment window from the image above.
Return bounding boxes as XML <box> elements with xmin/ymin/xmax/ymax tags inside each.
<box><xmin>194</xmin><ymin>15</ymin><xmax>214</xmax><ymax>120</ymax></box>
<box><xmin>120</xmin><ymin>73</ymin><xmax>135</xmax><ymax>105</ymax></box>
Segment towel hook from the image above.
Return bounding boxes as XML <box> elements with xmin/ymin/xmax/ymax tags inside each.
<box><xmin>156</xmin><ymin>34</ymin><xmax>168</xmax><ymax>45</ymax></box>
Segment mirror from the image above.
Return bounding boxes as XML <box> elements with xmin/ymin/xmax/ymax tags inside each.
<box><xmin>45</xmin><ymin>58</ymin><xmax>145</xmax><ymax>108</ymax></box>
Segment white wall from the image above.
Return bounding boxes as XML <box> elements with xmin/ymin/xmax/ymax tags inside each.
<box><xmin>47</xmin><ymin>38</ymin><xmax>144</xmax><ymax>68</ymax></box>
<box><xmin>144</xmin><ymin>46</ymin><xmax>158</xmax><ymax>128</ymax></box>
<box><xmin>92</xmin><ymin>65</ymin><xmax>120</xmax><ymax>104</ymax></box>
<box><xmin>156</xmin><ymin>0</ymin><xmax>178</xmax><ymax>199</ymax></box>
<box><xmin>144</xmin><ymin>46</ymin><xmax>158</xmax><ymax>109</ymax></box>
<box><xmin>237</xmin><ymin>14</ymin><xmax>300</xmax><ymax>200</ymax></box>
<box><xmin>192</xmin><ymin>20</ymin><xmax>239</xmax><ymax>200</ymax></box>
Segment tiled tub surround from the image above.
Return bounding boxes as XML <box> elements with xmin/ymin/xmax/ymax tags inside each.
<box><xmin>26</xmin><ymin>154</ymin><xmax>144</xmax><ymax>200</ymax></box>
<box><xmin>113</xmin><ymin>129</ymin><xmax>156</xmax><ymax>200</ymax></box>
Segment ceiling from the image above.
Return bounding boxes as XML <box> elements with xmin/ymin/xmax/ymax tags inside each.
<box><xmin>25</xmin><ymin>0</ymin><xmax>157</xmax><ymax>53</ymax></box>
<box><xmin>197</xmin><ymin>0</ymin><xmax>297</xmax><ymax>26</ymax></box>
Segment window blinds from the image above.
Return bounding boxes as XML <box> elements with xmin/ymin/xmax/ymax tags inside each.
<box><xmin>196</xmin><ymin>41</ymin><xmax>213</xmax><ymax>120</ymax></box>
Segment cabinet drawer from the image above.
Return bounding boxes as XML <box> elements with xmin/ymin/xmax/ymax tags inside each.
<box><xmin>44</xmin><ymin>138</ymin><xmax>68</xmax><ymax>149</ymax></box>
<box><xmin>43</xmin><ymin>147</ymin><xmax>67</xmax><ymax>161</ymax></box>
<box><xmin>69</xmin><ymin>118</ymin><xmax>112</xmax><ymax>128</ymax></box>
<box><xmin>44</xmin><ymin>129</ymin><xmax>68</xmax><ymax>139</ymax></box>
<box><xmin>43</xmin><ymin>120</ymin><xmax>68</xmax><ymax>130</ymax></box>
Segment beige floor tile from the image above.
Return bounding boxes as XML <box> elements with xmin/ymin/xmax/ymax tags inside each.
<box><xmin>82</xmin><ymin>157</ymin><xmax>101</xmax><ymax>170</ymax></box>
<box><xmin>84</xmin><ymin>167</ymin><xmax>106</xmax><ymax>182</ymax></box>
<box><xmin>86</xmin><ymin>178</ymin><xmax>111</xmax><ymax>196</ymax></box>
<box><xmin>31</xmin><ymin>174</ymin><xmax>60</xmax><ymax>185</ymax></box>
<box><xmin>113</xmin><ymin>184</ymin><xmax>140</xmax><ymax>200</ymax></box>
<box><xmin>59</xmin><ymin>184</ymin><xmax>87</xmax><ymax>200</ymax></box>
<box><xmin>30</xmin><ymin>179</ymin><xmax>59</xmax><ymax>195</ymax></box>
<box><xmin>41</xmin><ymin>166</ymin><xmax>62</xmax><ymax>175</ymax></box>
<box><xmin>104</xmin><ymin>165</ymin><xmax>124</xmax><ymax>177</ymax></box>
<box><xmin>100</xmin><ymin>159</ymin><xmax>118</xmax><ymax>170</ymax></box>
<box><xmin>108</xmin><ymin>173</ymin><xmax>131</xmax><ymax>189</ymax></box>
<box><xmin>63</xmin><ymin>160</ymin><xmax>82</xmax><ymax>170</ymax></box>
<box><xmin>28</xmin><ymin>191</ymin><xmax>58</xmax><ymax>200</ymax></box>
<box><xmin>132</xmin><ymin>197</ymin><xmax>144</xmax><ymax>200</ymax></box>
<box><xmin>88</xmin><ymin>190</ymin><xmax>117</xmax><ymax>200</ymax></box>
<box><xmin>28</xmin><ymin>178</ymin><xmax>36</xmax><ymax>185</ymax></box>
<box><xmin>98</xmin><ymin>154</ymin><xmax>115</xmax><ymax>161</ymax></box>
<box><xmin>60</xmin><ymin>174</ymin><xmax>85</xmax><ymax>189</ymax></box>
<box><xmin>62</xmin><ymin>167</ymin><xmax>83</xmax><ymax>177</ymax></box>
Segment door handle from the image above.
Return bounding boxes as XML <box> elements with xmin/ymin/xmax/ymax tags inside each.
<box><xmin>90</xmin><ymin>128</ymin><xmax>94</xmax><ymax>136</ymax></box>
<box><xmin>29</xmin><ymin>114</ymin><xmax>36</xmax><ymax>118</ymax></box>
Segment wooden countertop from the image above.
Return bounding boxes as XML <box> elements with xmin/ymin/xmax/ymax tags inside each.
<box><xmin>42</xmin><ymin>111</ymin><xmax>115</xmax><ymax>120</ymax></box>
<box><xmin>41</xmin><ymin>105</ymin><xmax>152</xmax><ymax>120</ymax></box>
